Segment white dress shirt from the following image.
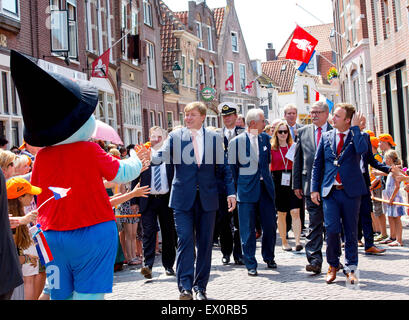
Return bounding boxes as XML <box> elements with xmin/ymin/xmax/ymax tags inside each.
<box><xmin>190</xmin><ymin>128</ymin><xmax>204</xmax><ymax>165</ymax></box>
<box><xmin>314</xmin><ymin>122</ymin><xmax>328</xmax><ymax>146</ymax></box>
<box><xmin>150</xmin><ymin>150</ymin><xmax>169</xmax><ymax>195</ymax></box>
<box><xmin>224</xmin><ymin>128</ymin><xmax>235</xmax><ymax>141</ymax></box>
<box><xmin>333</xmin><ymin>128</ymin><xmax>350</xmax><ymax>186</ymax></box>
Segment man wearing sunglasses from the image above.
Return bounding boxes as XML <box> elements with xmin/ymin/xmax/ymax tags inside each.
<box><xmin>292</xmin><ymin>101</ymin><xmax>331</xmax><ymax>275</ymax></box>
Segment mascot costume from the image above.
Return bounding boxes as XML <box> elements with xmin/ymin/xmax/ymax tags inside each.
<box><xmin>10</xmin><ymin>50</ymin><xmax>144</xmax><ymax>300</ymax></box>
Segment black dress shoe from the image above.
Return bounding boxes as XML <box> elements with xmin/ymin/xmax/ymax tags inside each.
<box><xmin>267</xmin><ymin>260</ymin><xmax>277</xmax><ymax>269</ymax></box>
<box><xmin>140</xmin><ymin>266</ymin><xmax>152</xmax><ymax>279</ymax></box>
<box><xmin>222</xmin><ymin>255</ymin><xmax>230</xmax><ymax>265</ymax></box>
<box><xmin>234</xmin><ymin>258</ymin><xmax>245</xmax><ymax>265</ymax></box>
<box><xmin>248</xmin><ymin>269</ymin><xmax>258</xmax><ymax>276</ymax></box>
<box><xmin>194</xmin><ymin>290</ymin><xmax>207</xmax><ymax>300</ymax></box>
<box><xmin>179</xmin><ymin>290</ymin><xmax>193</xmax><ymax>300</ymax></box>
<box><xmin>165</xmin><ymin>267</ymin><xmax>175</xmax><ymax>276</ymax></box>
<box><xmin>306</xmin><ymin>264</ymin><xmax>322</xmax><ymax>274</ymax></box>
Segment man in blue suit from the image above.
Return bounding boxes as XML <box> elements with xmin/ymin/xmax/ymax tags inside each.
<box><xmin>311</xmin><ymin>103</ymin><xmax>367</xmax><ymax>285</ymax></box>
<box><xmin>228</xmin><ymin>108</ymin><xmax>277</xmax><ymax>277</ymax></box>
<box><xmin>153</xmin><ymin>101</ymin><xmax>236</xmax><ymax>300</ymax></box>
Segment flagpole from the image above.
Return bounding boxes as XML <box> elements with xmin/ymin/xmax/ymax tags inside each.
<box><xmin>37</xmin><ymin>195</ymin><xmax>55</xmax><ymax>211</ymax></box>
<box><xmin>110</xmin><ymin>29</ymin><xmax>132</xmax><ymax>51</ymax></box>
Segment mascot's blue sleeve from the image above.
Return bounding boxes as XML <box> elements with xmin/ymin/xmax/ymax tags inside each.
<box><xmin>112</xmin><ymin>155</ymin><xmax>143</xmax><ymax>184</ymax></box>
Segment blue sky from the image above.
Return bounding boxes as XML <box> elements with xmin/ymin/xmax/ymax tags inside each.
<box><xmin>164</xmin><ymin>0</ymin><xmax>333</xmax><ymax>61</ymax></box>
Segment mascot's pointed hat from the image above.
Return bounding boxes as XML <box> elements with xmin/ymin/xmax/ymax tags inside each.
<box><xmin>10</xmin><ymin>50</ymin><xmax>98</xmax><ymax>147</ymax></box>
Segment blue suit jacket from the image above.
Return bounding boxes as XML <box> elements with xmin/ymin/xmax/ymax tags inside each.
<box><xmin>228</xmin><ymin>132</ymin><xmax>275</xmax><ymax>203</ymax></box>
<box><xmin>152</xmin><ymin>126</ymin><xmax>235</xmax><ymax>212</ymax></box>
<box><xmin>311</xmin><ymin>125</ymin><xmax>368</xmax><ymax>198</ymax></box>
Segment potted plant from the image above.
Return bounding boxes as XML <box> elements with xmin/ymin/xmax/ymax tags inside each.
<box><xmin>327</xmin><ymin>67</ymin><xmax>339</xmax><ymax>86</ymax></box>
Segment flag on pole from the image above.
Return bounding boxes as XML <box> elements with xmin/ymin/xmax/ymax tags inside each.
<box><xmin>30</xmin><ymin>224</ymin><xmax>53</xmax><ymax>265</ymax></box>
<box><xmin>91</xmin><ymin>49</ymin><xmax>110</xmax><ymax>78</ymax></box>
<box><xmin>298</xmin><ymin>50</ymin><xmax>316</xmax><ymax>73</ymax></box>
<box><xmin>286</xmin><ymin>25</ymin><xmax>318</xmax><ymax>64</ymax></box>
<box><xmin>225</xmin><ymin>73</ymin><xmax>234</xmax><ymax>91</ymax></box>
<box><xmin>48</xmin><ymin>186</ymin><xmax>72</xmax><ymax>200</ymax></box>
<box><xmin>315</xmin><ymin>90</ymin><xmax>320</xmax><ymax>101</ymax></box>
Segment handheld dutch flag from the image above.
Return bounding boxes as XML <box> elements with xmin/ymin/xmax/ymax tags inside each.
<box><xmin>37</xmin><ymin>186</ymin><xmax>72</xmax><ymax>211</ymax></box>
<box><xmin>30</xmin><ymin>224</ymin><xmax>53</xmax><ymax>265</ymax></box>
<box><xmin>48</xmin><ymin>186</ymin><xmax>72</xmax><ymax>200</ymax></box>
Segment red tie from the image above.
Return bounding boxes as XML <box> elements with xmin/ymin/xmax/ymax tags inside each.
<box><xmin>316</xmin><ymin>127</ymin><xmax>322</xmax><ymax>146</ymax></box>
<box><xmin>335</xmin><ymin>133</ymin><xmax>345</xmax><ymax>184</ymax></box>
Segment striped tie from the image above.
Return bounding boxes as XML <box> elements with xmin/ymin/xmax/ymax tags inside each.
<box><xmin>153</xmin><ymin>165</ymin><xmax>161</xmax><ymax>192</ymax></box>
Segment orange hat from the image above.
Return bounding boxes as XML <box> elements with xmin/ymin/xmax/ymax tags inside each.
<box><xmin>378</xmin><ymin>133</ymin><xmax>396</xmax><ymax>147</ymax></box>
<box><xmin>365</xmin><ymin>130</ymin><xmax>375</xmax><ymax>137</ymax></box>
<box><xmin>370</xmin><ymin>136</ymin><xmax>379</xmax><ymax>148</ymax></box>
<box><xmin>6</xmin><ymin>177</ymin><xmax>42</xmax><ymax>199</ymax></box>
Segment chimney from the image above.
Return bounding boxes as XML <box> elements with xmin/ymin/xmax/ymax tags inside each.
<box><xmin>266</xmin><ymin>43</ymin><xmax>276</xmax><ymax>61</ymax></box>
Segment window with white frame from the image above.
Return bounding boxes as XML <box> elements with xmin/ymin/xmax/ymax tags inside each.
<box><xmin>167</xmin><ymin>111</ymin><xmax>173</xmax><ymax>129</ymax></box>
<box><xmin>2</xmin><ymin>71</ymin><xmax>9</xmax><ymax>114</ymax></box>
<box><xmin>179</xmin><ymin>112</ymin><xmax>184</xmax><ymax>125</ymax></box>
<box><xmin>150</xmin><ymin>110</ymin><xmax>155</xmax><ymax>127</ymax></box>
<box><xmin>121</xmin><ymin>1</ymin><xmax>128</xmax><ymax>59</ymax></box>
<box><xmin>1</xmin><ymin>0</ymin><xmax>20</xmax><ymax>19</ymax></box>
<box><xmin>196</xmin><ymin>21</ymin><xmax>203</xmax><ymax>48</ymax></box>
<box><xmin>146</xmin><ymin>41</ymin><xmax>157</xmax><ymax>88</ymax></box>
<box><xmin>207</xmin><ymin>25</ymin><xmax>213</xmax><ymax>51</ymax></box>
<box><xmin>393</xmin><ymin>0</ymin><xmax>402</xmax><ymax>30</ymax></box>
<box><xmin>209</xmin><ymin>64</ymin><xmax>215</xmax><ymax>86</ymax></box>
<box><xmin>143</xmin><ymin>0</ymin><xmax>152</xmax><ymax>27</ymax></box>
<box><xmin>206</xmin><ymin>115</ymin><xmax>217</xmax><ymax>127</ymax></box>
<box><xmin>85</xmin><ymin>0</ymin><xmax>93</xmax><ymax>52</ymax></box>
<box><xmin>181</xmin><ymin>55</ymin><xmax>186</xmax><ymax>86</ymax></box>
<box><xmin>231</xmin><ymin>31</ymin><xmax>238</xmax><ymax>52</ymax></box>
<box><xmin>198</xmin><ymin>62</ymin><xmax>205</xmax><ymax>85</ymax></box>
<box><xmin>239</xmin><ymin>64</ymin><xmax>246</xmax><ymax>93</ymax></box>
<box><xmin>190</xmin><ymin>58</ymin><xmax>194</xmax><ymax>88</ymax></box>
<box><xmin>157</xmin><ymin>112</ymin><xmax>163</xmax><ymax>128</ymax></box>
<box><xmin>95</xmin><ymin>91</ymin><xmax>117</xmax><ymax>130</ymax></box>
<box><xmin>122</xmin><ymin>87</ymin><xmax>142</xmax><ymax>145</ymax></box>
<box><xmin>67</xmin><ymin>0</ymin><xmax>78</xmax><ymax>59</ymax></box>
<box><xmin>226</xmin><ymin>61</ymin><xmax>235</xmax><ymax>91</ymax></box>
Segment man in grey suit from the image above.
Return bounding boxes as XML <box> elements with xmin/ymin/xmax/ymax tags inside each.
<box><xmin>292</xmin><ymin>101</ymin><xmax>332</xmax><ymax>274</ymax></box>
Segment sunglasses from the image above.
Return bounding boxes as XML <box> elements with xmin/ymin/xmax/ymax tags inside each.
<box><xmin>277</xmin><ymin>130</ymin><xmax>288</xmax><ymax>134</ymax></box>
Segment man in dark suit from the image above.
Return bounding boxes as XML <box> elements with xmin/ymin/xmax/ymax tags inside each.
<box><xmin>131</xmin><ymin>126</ymin><xmax>177</xmax><ymax>280</ymax></box>
<box><xmin>153</xmin><ymin>101</ymin><xmax>236</xmax><ymax>300</ymax></box>
<box><xmin>215</xmin><ymin>102</ymin><xmax>245</xmax><ymax>266</ymax></box>
<box><xmin>293</xmin><ymin>101</ymin><xmax>332</xmax><ymax>274</ymax></box>
<box><xmin>228</xmin><ymin>108</ymin><xmax>277</xmax><ymax>277</ymax></box>
<box><xmin>311</xmin><ymin>104</ymin><xmax>367</xmax><ymax>285</ymax></box>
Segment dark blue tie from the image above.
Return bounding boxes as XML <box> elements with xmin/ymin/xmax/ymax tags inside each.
<box><xmin>153</xmin><ymin>165</ymin><xmax>161</xmax><ymax>192</ymax></box>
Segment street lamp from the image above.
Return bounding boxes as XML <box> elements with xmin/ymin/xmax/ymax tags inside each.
<box><xmin>163</xmin><ymin>61</ymin><xmax>182</xmax><ymax>94</ymax></box>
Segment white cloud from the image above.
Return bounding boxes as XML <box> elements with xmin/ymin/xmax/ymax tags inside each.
<box><xmin>162</xmin><ymin>0</ymin><xmax>333</xmax><ymax>61</ymax></box>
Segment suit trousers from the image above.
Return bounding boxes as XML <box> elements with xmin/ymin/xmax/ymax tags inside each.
<box><xmin>305</xmin><ymin>195</ymin><xmax>324</xmax><ymax>267</ymax></box>
<box><xmin>238</xmin><ymin>181</ymin><xmax>277</xmax><ymax>270</ymax></box>
<box><xmin>357</xmin><ymin>193</ymin><xmax>374</xmax><ymax>250</ymax></box>
<box><xmin>323</xmin><ymin>188</ymin><xmax>361</xmax><ymax>272</ymax></box>
<box><xmin>141</xmin><ymin>194</ymin><xmax>177</xmax><ymax>269</ymax></box>
<box><xmin>218</xmin><ymin>194</ymin><xmax>243</xmax><ymax>260</ymax></box>
<box><xmin>173</xmin><ymin>191</ymin><xmax>216</xmax><ymax>293</ymax></box>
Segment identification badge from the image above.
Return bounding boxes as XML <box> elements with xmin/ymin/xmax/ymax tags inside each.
<box><xmin>281</xmin><ymin>172</ymin><xmax>291</xmax><ymax>186</ymax></box>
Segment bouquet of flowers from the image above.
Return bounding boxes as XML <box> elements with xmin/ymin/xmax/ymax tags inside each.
<box><xmin>327</xmin><ymin>67</ymin><xmax>339</xmax><ymax>82</ymax></box>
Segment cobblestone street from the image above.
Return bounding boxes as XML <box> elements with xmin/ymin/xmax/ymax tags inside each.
<box><xmin>107</xmin><ymin>216</ymin><xmax>409</xmax><ymax>300</ymax></box>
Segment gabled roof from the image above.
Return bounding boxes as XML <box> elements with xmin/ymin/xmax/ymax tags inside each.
<box><xmin>277</xmin><ymin>23</ymin><xmax>334</xmax><ymax>59</ymax></box>
<box><xmin>212</xmin><ymin>7</ymin><xmax>225</xmax><ymax>39</ymax></box>
<box><xmin>159</xmin><ymin>1</ymin><xmax>186</xmax><ymax>71</ymax></box>
<box><xmin>261</xmin><ymin>60</ymin><xmax>298</xmax><ymax>93</ymax></box>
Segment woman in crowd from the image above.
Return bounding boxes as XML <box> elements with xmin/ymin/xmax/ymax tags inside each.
<box><xmin>270</xmin><ymin>121</ymin><xmax>303</xmax><ymax>252</ymax></box>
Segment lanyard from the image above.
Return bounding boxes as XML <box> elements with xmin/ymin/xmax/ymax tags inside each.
<box><xmin>279</xmin><ymin>145</ymin><xmax>289</xmax><ymax>172</ymax></box>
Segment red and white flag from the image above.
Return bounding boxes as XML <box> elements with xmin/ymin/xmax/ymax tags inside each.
<box><xmin>225</xmin><ymin>73</ymin><xmax>234</xmax><ymax>91</ymax></box>
<box><xmin>91</xmin><ymin>49</ymin><xmax>110</xmax><ymax>78</ymax></box>
<box><xmin>285</xmin><ymin>25</ymin><xmax>318</xmax><ymax>64</ymax></box>
<box><xmin>245</xmin><ymin>80</ymin><xmax>255</xmax><ymax>94</ymax></box>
